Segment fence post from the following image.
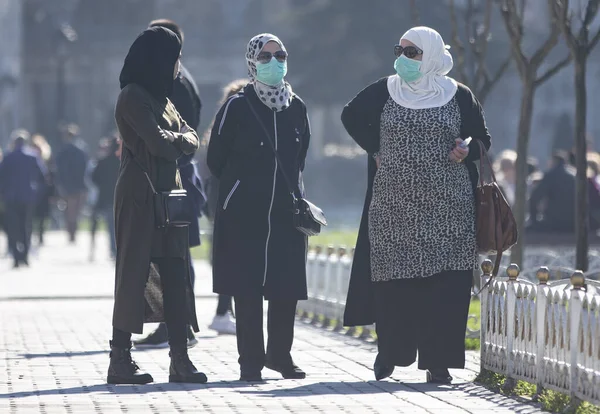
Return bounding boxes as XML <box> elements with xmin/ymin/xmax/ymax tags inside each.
<box><xmin>300</xmin><ymin>246</ymin><xmax>315</xmax><ymax>321</ymax></box>
<box><xmin>320</xmin><ymin>245</ymin><xmax>336</xmax><ymax>328</ymax></box>
<box><xmin>480</xmin><ymin>259</ymin><xmax>493</xmax><ymax>373</ymax></box>
<box><xmin>503</xmin><ymin>263</ymin><xmax>520</xmax><ymax>392</ymax></box>
<box><xmin>568</xmin><ymin>270</ymin><xmax>585</xmax><ymax>406</ymax></box>
<box><xmin>534</xmin><ymin>267</ymin><xmax>550</xmax><ymax>400</ymax></box>
<box><xmin>310</xmin><ymin>245</ymin><xmax>325</xmax><ymax>325</ymax></box>
<box><xmin>331</xmin><ymin>246</ymin><xmax>348</xmax><ymax>332</ymax></box>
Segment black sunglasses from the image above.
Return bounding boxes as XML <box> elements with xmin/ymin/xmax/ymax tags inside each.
<box><xmin>394</xmin><ymin>45</ymin><xmax>423</xmax><ymax>59</ymax></box>
<box><xmin>257</xmin><ymin>50</ymin><xmax>288</xmax><ymax>64</ymax></box>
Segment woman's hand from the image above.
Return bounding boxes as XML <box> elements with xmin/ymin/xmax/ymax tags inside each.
<box><xmin>449</xmin><ymin>139</ymin><xmax>469</xmax><ymax>163</ymax></box>
<box><xmin>375</xmin><ymin>155</ymin><xmax>381</xmax><ymax>168</ymax></box>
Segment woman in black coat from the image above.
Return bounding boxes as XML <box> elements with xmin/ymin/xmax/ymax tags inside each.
<box><xmin>207</xmin><ymin>33</ymin><xmax>310</xmax><ymax>382</ymax></box>
<box><xmin>109</xmin><ymin>27</ymin><xmax>206</xmax><ymax>385</ymax></box>
<box><xmin>342</xmin><ymin>27</ymin><xmax>491</xmax><ymax>384</ymax></box>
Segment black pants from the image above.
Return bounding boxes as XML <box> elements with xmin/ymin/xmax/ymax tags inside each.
<box><xmin>113</xmin><ymin>257</ymin><xmax>188</xmax><ymax>349</ymax></box>
<box><xmin>234</xmin><ymin>295</ymin><xmax>297</xmax><ymax>372</ymax></box>
<box><xmin>216</xmin><ymin>294</ymin><xmax>233</xmax><ymax>316</ymax></box>
<box><xmin>5</xmin><ymin>202</ymin><xmax>34</xmax><ymax>265</ymax></box>
<box><xmin>374</xmin><ymin>270</ymin><xmax>473</xmax><ymax>370</ymax></box>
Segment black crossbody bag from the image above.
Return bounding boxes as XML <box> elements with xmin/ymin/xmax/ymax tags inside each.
<box><xmin>245</xmin><ymin>97</ymin><xmax>326</xmax><ymax>236</ymax></box>
<box><xmin>128</xmin><ymin>149</ymin><xmax>190</xmax><ymax>228</ymax></box>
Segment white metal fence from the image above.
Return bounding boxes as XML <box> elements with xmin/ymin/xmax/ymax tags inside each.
<box><xmin>300</xmin><ymin>245</ymin><xmax>600</xmax><ymax>405</ymax></box>
<box><xmin>479</xmin><ymin>260</ymin><xmax>600</xmax><ymax>405</ymax></box>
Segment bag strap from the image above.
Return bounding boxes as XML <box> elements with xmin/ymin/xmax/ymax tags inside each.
<box><xmin>477</xmin><ymin>140</ymin><xmax>498</xmax><ymax>186</ymax></box>
<box><xmin>244</xmin><ymin>96</ymin><xmax>299</xmax><ymax>201</ymax></box>
<box><xmin>125</xmin><ymin>147</ymin><xmax>158</xmax><ymax>195</ymax></box>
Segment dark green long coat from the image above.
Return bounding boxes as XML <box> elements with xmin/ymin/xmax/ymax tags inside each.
<box><xmin>113</xmin><ymin>84</ymin><xmax>200</xmax><ymax>334</ymax></box>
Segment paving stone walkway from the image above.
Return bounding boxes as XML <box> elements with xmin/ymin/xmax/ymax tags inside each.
<box><xmin>0</xmin><ymin>232</ymin><xmax>545</xmax><ymax>413</ymax></box>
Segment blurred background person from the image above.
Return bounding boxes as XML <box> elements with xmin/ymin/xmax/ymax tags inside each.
<box><xmin>0</xmin><ymin>129</ymin><xmax>46</xmax><ymax>268</ymax></box>
<box><xmin>493</xmin><ymin>149</ymin><xmax>517</xmax><ymax>206</ymax></box>
<box><xmin>528</xmin><ymin>150</ymin><xmax>576</xmax><ymax>233</ymax></box>
<box><xmin>55</xmin><ymin>124</ymin><xmax>88</xmax><ymax>244</ymax></box>
<box><xmin>133</xmin><ymin>18</ymin><xmax>206</xmax><ymax>349</ymax></box>
<box><xmin>29</xmin><ymin>134</ymin><xmax>55</xmax><ymax>246</ymax></box>
<box><xmin>198</xmin><ymin>78</ymin><xmax>246</xmax><ymax>335</ymax></box>
<box><xmin>91</xmin><ymin>136</ymin><xmax>121</xmax><ymax>260</ymax></box>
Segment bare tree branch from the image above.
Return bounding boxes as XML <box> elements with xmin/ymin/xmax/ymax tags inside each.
<box><xmin>498</xmin><ymin>0</ymin><xmax>528</xmax><ymax>76</ymax></box>
<box><xmin>449</xmin><ymin>0</ymin><xmax>469</xmax><ymax>83</ymax></box>
<box><xmin>409</xmin><ymin>0</ymin><xmax>420</xmax><ymax>26</ymax></box>
<box><xmin>550</xmin><ymin>0</ymin><xmax>579</xmax><ymax>49</ymax></box>
<box><xmin>534</xmin><ymin>55</ymin><xmax>572</xmax><ymax>86</ymax></box>
<box><xmin>530</xmin><ymin>24</ymin><xmax>561</xmax><ymax>66</ymax></box>
<box><xmin>589</xmin><ymin>25</ymin><xmax>600</xmax><ymax>50</ymax></box>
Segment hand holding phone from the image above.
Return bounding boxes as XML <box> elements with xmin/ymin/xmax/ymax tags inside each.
<box><xmin>458</xmin><ymin>137</ymin><xmax>472</xmax><ymax>149</ymax></box>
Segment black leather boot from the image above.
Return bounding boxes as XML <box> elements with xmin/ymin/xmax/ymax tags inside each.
<box><xmin>265</xmin><ymin>356</ymin><xmax>306</xmax><ymax>379</ymax></box>
<box><xmin>107</xmin><ymin>341</ymin><xmax>153</xmax><ymax>385</ymax></box>
<box><xmin>426</xmin><ymin>368</ymin><xmax>453</xmax><ymax>384</ymax></box>
<box><xmin>373</xmin><ymin>353</ymin><xmax>394</xmax><ymax>381</ymax></box>
<box><xmin>169</xmin><ymin>348</ymin><xmax>208</xmax><ymax>383</ymax></box>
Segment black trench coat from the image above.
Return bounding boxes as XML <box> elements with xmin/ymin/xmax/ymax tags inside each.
<box><xmin>207</xmin><ymin>84</ymin><xmax>310</xmax><ymax>300</ymax></box>
<box><xmin>341</xmin><ymin>78</ymin><xmax>492</xmax><ymax>327</ymax></box>
<box><xmin>112</xmin><ymin>84</ymin><xmax>200</xmax><ymax>334</ymax></box>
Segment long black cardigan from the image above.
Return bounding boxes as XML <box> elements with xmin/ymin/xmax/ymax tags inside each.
<box><xmin>341</xmin><ymin>77</ymin><xmax>492</xmax><ymax>327</ymax></box>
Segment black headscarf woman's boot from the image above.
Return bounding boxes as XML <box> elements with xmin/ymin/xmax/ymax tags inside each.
<box><xmin>169</xmin><ymin>347</ymin><xmax>208</xmax><ymax>383</ymax></box>
<box><xmin>107</xmin><ymin>341</ymin><xmax>154</xmax><ymax>385</ymax></box>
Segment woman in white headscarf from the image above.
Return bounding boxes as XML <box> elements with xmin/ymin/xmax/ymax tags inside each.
<box><xmin>207</xmin><ymin>33</ymin><xmax>311</xmax><ymax>382</ymax></box>
<box><xmin>341</xmin><ymin>27</ymin><xmax>492</xmax><ymax>383</ymax></box>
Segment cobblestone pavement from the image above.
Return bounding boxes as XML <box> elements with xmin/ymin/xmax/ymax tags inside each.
<box><xmin>0</xmin><ymin>232</ymin><xmax>544</xmax><ymax>413</ymax></box>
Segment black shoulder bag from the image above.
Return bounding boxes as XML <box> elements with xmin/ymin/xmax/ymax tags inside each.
<box><xmin>244</xmin><ymin>98</ymin><xmax>326</xmax><ymax>236</ymax></box>
<box><xmin>127</xmin><ymin>148</ymin><xmax>190</xmax><ymax>228</ymax></box>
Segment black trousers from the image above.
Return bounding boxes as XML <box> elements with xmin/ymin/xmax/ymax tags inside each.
<box><xmin>216</xmin><ymin>294</ymin><xmax>233</xmax><ymax>316</ymax></box>
<box><xmin>5</xmin><ymin>202</ymin><xmax>34</xmax><ymax>265</ymax></box>
<box><xmin>374</xmin><ymin>270</ymin><xmax>473</xmax><ymax>370</ymax></box>
<box><xmin>113</xmin><ymin>257</ymin><xmax>188</xmax><ymax>349</ymax></box>
<box><xmin>234</xmin><ymin>295</ymin><xmax>297</xmax><ymax>372</ymax></box>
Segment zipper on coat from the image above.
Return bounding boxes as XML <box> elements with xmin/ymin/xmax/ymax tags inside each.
<box><xmin>223</xmin><ymin>180</ymin><xmax>240</xmax><ymax>210</ymax></box>
<box><xmin>264</xmin><ymin>112</ymin><xmax>277</xmax><ymax>286</ymax></box>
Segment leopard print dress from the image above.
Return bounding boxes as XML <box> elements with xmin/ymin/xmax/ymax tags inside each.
<box><xmin>368</xmin><ymin>96</ymin><xmax>478</xmax><ymax>282</ymax></box>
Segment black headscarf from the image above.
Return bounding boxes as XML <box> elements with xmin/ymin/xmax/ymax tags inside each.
<box><xmin>119</xmin><ymin>27</ymin><xmax>182</xmax><ymax>100</ymax></box>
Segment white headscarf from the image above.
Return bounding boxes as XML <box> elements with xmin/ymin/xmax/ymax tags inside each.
<box><xmin>245</xmin><ymin>33</ymin><xmax>293</xmax><ymax>112</ymax></box>
<box><xmin>387</xmin><ymin>26</ymin><xmax>458</xmax><ymax>109</ymax></box>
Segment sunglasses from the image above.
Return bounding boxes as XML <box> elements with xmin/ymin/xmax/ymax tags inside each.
<box><xmin>257</xmin><ymin>50</ymin><xmax>288</xmax><ymax>64</ymax></box>
<box><xmin>394</xmin><ymin>45</ymin><xmax>423</xmax><ymax>59</ymax></box>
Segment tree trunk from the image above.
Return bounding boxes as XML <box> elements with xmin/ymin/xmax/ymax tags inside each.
<box><xmin>574</xmin><ymin>53</ymin><xmax>589</xmax><ymax>271</ymax></box>
<box><xmin>511</xmin><ymin>75</ymin><xmax>535</xmax><ymax>268</ymax></box>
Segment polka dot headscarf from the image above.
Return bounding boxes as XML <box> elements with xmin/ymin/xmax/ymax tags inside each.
<box><xmin>246</xmin><ymin>33</ymin><xmax>293</xmax><ymax>112</ymax></box>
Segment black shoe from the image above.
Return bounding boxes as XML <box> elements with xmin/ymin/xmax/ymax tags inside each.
<box><xmin>426</xmin><ymin>368</ymin><xmax>453</xmax><ymax>384</ymax></box>
<box><xmin>106</xmin><ymin>341</ymin><xmax>153</xmax><ymax>385</ymax></box>
<box><xmin>132</xmin><ymin>324</ymin><xmax>169</xmax><ymax>349</ymax></box>
<box><xmin>265</xmin><ymin>357</ymin><xmax>306</xmax><ymax>379</ymax></box>
<box><xmin>169</xmin><ymin>348</ymin><xmax>207</xmax><ymax>384</ymax></box>
<box><xmin>240</xmin><ymin>370</ymin><xmax>263</xmax><ymax>382</ymax></box>
<box><xmin>374</xmin><ymin>353</ymin><xmax>394</xmax><ymax>381</ymax></box>
<box><xmin>187</xmin><ymin>326</ymin><xmax>198</xmax><ymax>349</ymax></box>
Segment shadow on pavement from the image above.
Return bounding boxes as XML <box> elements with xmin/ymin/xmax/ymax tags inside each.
<box><xmin>0</xmin><ymin>380</ymin><xmax>258</xmax><ymax>399</ymax></box>
<box><xmin>237</xmin><ymin>380</ymin><xmax>438</xmax><ymax>396</ymax></box>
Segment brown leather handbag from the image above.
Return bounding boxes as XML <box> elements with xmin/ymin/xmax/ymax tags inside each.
<box><xmin>475</xmin><ymin>141</ymin><xmax>518</xmax><ymax>277</ymax></box>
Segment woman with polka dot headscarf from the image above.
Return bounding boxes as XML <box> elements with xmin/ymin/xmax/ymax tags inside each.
<box><xmin>207</xmin><ymin>33</ymin><xmax>311</xmax><ymax>382</ymax></box>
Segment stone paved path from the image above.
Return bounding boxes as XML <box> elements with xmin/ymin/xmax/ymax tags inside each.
<box><xmin>0</xmin><ymin>232</ymin><xmax>544</xmax><ymax>413</ymax></box>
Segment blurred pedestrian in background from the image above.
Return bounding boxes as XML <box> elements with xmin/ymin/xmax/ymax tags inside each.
<box><xmin>494</xmin><ymin>149</ymin><xmax>517</xmax><ymax>206</ymax></box>
<box><xmin>109</xmin><ymin>26</ymin><xmax>205</xmax><ymax>385</ymax></box>
<box><xmin>133</xmin><ymin>18</ymin><xmax>206</xmax><ymax>349</ymax></box>
<box><xmin>208</xmin><ymin>33</ymin><xmax>311</xmax><ymax>382</ymax></box>
<box><xmin>91</xmin><ymin>136</ymin><xmax>121</xmax><ymax>260</ymax></box>
<box><xmin>342</xmin><ymin>27</ymin><xmax>491</xmax><ymax>384</ymax></box>
<box><xmin>29</xmin><ymin>134</ymin><xmax>55</xmax><ymax>246</ymax></box>
<box><xmin>56</xmin><ymin>124</ymin><xmax>88</xmax><ymax>244</ymax></box>
<box><xmin>0</xmin><ymin>129</ymin><xmax>46</xmax><ymax>268</ymax></box>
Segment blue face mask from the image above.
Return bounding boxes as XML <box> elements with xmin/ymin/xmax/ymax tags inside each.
<box><xmin>256</xmin><ymin>57</ymin><xmax>287</xmax><ymax>86</ymax></box>
<box><xmin>394</xmin><ymin>55</ymin><xmax>422</xmax><ymax>83</ymax></box>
